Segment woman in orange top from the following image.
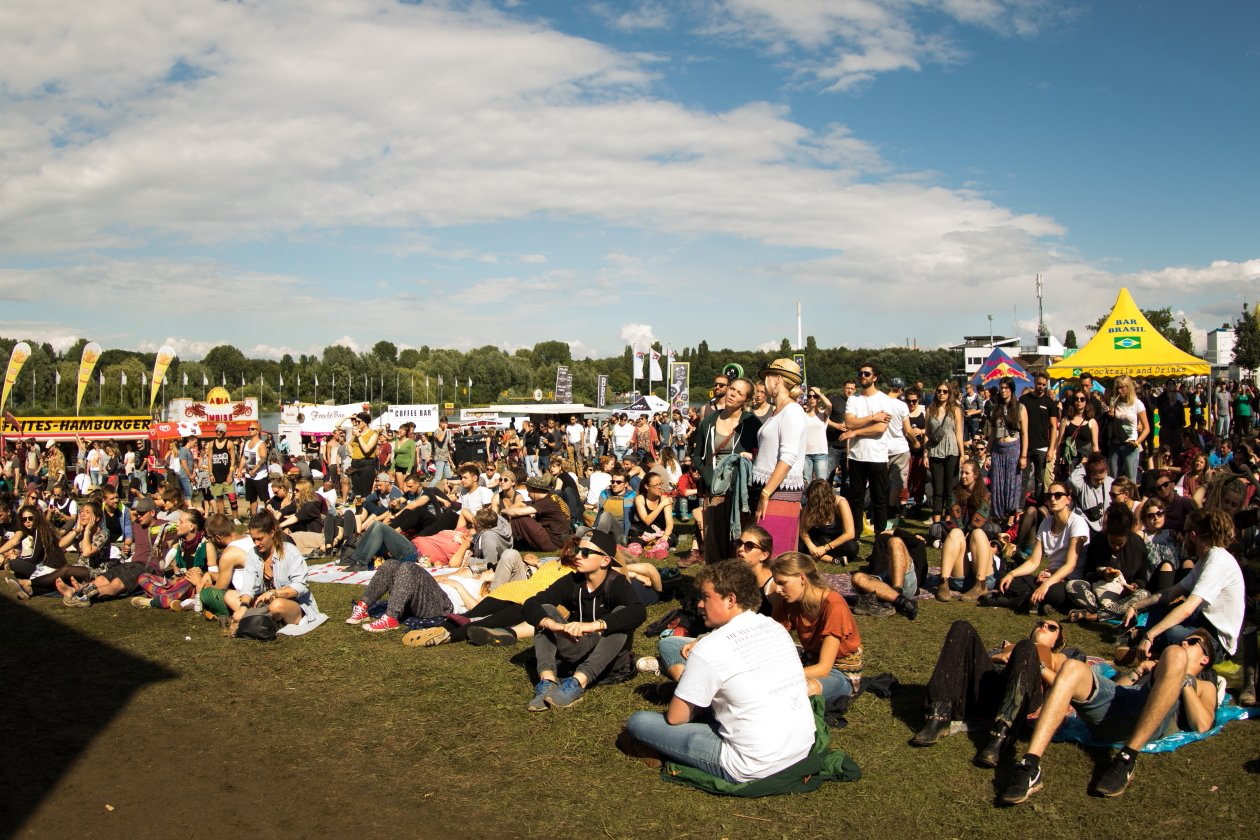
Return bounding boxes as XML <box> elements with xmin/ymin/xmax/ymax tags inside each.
<box><xmin>770</xmin><ymin>552</ymin><xmax>862</xmax><ymax>703</ymax></box>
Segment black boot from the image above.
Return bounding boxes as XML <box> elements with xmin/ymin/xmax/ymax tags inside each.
<box><xmin>975</xmin><ymin>723</ymin><xmax>1010</xmax><ymax>767</ymax></box>
<box><xmin>894</xmin><ymin>594</ymin><xmax>919</xmax><ymax>621</ymax></box>
<box><xmin>910</xmin><ymin>702</ymin><xmax>952</xmax><ymax>746</ymax></box>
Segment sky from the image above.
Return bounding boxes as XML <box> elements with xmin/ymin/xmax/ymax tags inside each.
<box><xmin>1</xmin><ymin>0</ymin><xmax>1257</xmax><ymax>362</ymax></box>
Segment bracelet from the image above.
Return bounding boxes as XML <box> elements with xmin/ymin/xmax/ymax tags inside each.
<box><xmin>760</xmin><ymin>490</ymin><xmax>772</xmax><ymax>499</ymax></box>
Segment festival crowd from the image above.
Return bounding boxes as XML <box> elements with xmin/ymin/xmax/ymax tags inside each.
<box><xmin>1</xmin><ymin>362</ymin><xmax>1257</xmax><ymax>801</ymax></box>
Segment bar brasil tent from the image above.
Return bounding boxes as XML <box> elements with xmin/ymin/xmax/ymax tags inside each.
<box><xmin>1048</xmin><ymin>288</ymin><xmax>1210</xmax><ymax>379</ymax></box>
<box><xmin>970</xmin><ymin>347</ymin><xmax>1034</xmax><ymax>394</ymax></box>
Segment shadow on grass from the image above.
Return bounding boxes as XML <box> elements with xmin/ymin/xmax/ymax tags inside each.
<box><xmin>0</xmin><ymin>596</ymin><xmax>175</xmax><ymax>837</ymax></box>
<box><xmin>888</xmin><ymin>680</ymin><xmax>928</xmax><ymax>734</ymax></box>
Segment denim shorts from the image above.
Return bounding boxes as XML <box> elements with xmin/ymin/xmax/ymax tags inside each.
<box><xmin>1076</xmin><ymin>664</ymin><xmax>1179</xmax><ymax>743</ymax></box>
<box><xmin>877</xmin><ymin>566</ymin><xmax>918</xmax><ymax>598</ymax></box>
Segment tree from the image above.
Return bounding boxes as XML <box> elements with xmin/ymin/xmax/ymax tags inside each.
<box><xmin>371</xmin><ymin>341</ymin><xmax>398</xmax><ymax>364</ymax></box>
<box><xmin>203</xmin><ymin>345</ymin><xmax>249</xmax><ymax>384</ymax></box>
<box><xmin>398</xmin><ymin>348</ymin><xmax>422</xmax><ymax>369</ymax></box>
<box><xmin>531</xmin><ymin>341</ymin><xmax>571</xmax><ymax>367</ymax></box>
<box><xmin>1234</xmin><ymin>303</ymin><xmax>1260</xmax><ymax>372</ymax></box>
<box><xmin>1064</xmin><ymin>329</ymin><xmax>1078</xmax><ymax>349</ymax></box>
<box><xmin>1170</xmin><ymin>318</ymin><xmax>1195</xmax><ymax>356</ymax></box>
<box><xmin>779</xmin><ymin>338</ymin><xmax>792</xmax><ymax>354</ymax></box>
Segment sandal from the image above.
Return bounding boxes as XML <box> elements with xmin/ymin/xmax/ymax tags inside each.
<box><xmin>1066</xmin><ymin>609</ymin><xmax>1089</xmax><ymax>623</ymax></box>
<box><xmin>402</xmin><ymin>627</ymin><xmax>450</xmax><ymax>647</ymax></box>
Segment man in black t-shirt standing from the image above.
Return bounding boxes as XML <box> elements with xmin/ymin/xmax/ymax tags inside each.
<box><xmin>1019</xmin><ymin>373</ymin><xmax>1060</xmax><ymax>499</ymax></box>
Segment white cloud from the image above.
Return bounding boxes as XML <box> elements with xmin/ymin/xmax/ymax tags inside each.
<box><xmin>519</xmin><ymin>253</ymin><xmax>548</xmax><ymax>264</ymax></box>
<box><xmin>595</xmin><ymin>1</ymin><xmax>672</xmax><ymax>31</ymax></box>
<box><xmin>620</xmin><ymin>323</ymin><xmax>658</xmax><ymax>350</ymax></box>
<box><xmin>704</xmin><ymin>0</ymin><xmax>1074</xmax><ymax>91</ymax></box>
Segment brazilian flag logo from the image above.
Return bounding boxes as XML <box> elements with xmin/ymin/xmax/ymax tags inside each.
<box><xmin>1113</xmin><ymin>336</ymin><xmax>1142</xmax><ymax>350</ymax></box>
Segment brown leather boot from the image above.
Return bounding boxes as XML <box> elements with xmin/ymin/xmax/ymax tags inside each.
<box><xmin>935</xmin><ymin>583</ymin><xmax>955</xmax><ymax>602</ymax></box>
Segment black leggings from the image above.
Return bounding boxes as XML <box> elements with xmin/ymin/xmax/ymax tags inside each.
<box><xmin>443</xmin><ymin>597</ymin><xmax>526</xmax><ymax>643</ymax></box>
<box><xmin>925</xmin><ymin>620</ymin><xmax>1047</xmax><ymax>726</ymax></box>
<box><xmin>1000</xmin><ymin>574</ymin><xmax>1072</xmax><ymax>614</ymax></box>
<box><xmin>8</xmin><ymin>558</ymin><xmax>90</xmax><ymax>594</ymax></box>
<box><xmin>929</xmin><ymin>455</ymin><xmax>958</xmax><ymax>517</ymax></box>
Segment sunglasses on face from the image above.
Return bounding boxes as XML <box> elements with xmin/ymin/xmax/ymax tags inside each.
<box><xmin>1075</xmin><ymin>397</ymin><xmax>1087</xmax><ymax>402</ymax></box>
<box><xmin>858</xmin><ymin>370</ymin><xmax>873</xmax><ymax>377</ymax></box>
<box><xmin>907</xmin><ymin>400</ymin><xmax>918</xmax><ymax>405</ymax></box>
<box><xmin>1036</xmin><ymin>620</ymin><xmax>1060</xmax><ymax>632</ymax></box>
<box><xmin>936</xmin><ymin>389</ymin><xmax>948</xmax><ymax>395</ymax></box>
<box><xmin>1046</xmin><ymin>491</ymin><xmax>1070</xmax><ymax>500</ymax></box>
<box><xmin>20</xmin><ymin>516</ymin><xmax>35</xmax><ymax>523</ymax></box>
<box><xmin>738</xmin><ymin>540</ymin><xmax>765</xmax><ymax>552</ymax></box>
<box><xmin>1109</xmin><ymin>492</ymin><xmax>1126</xmax><ymax>499</ymax></box>
<box><xmin>1145</xmin><ymin>510</ymin><xmax>1165</xmax><ymax>519</ymax></box>
<box><xmin>1155</xmin><ymin>481</ymin><xmax>1172</xmax><ymax>490</ymax></box>
<box><xmin>576</xmin><ymin>547</ymin><xmax>609</xmax><ymax>559</ymax></box>
<box><xmin>1182</xmin><ymin>636</ymin><xmax>1206</xmax><ymax>650</ymax></box>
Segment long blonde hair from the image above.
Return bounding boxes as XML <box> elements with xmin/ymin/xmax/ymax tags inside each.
<box><xmin>769</xmin><ymin>551</ymin><xmax>832</xmax><ymax>618</ymax></box>
<box><xmin>1112</xmin><ymin>375</ymin><xmax>1136</xmax><ymax>407</ymax></box>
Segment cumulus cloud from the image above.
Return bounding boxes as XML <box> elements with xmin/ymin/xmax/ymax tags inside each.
<box><xmin>620</xmin><ymin>323</ymin><xmax>658</xmax><ymax>350</ymax></box>
<box><xmin>0</xmin><ymin>1</ymin><xmax>1248</xmax><ymax>359</ymax></box>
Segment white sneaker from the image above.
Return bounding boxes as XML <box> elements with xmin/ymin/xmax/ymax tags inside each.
<box><xmin>636</xmin><ymin>656</ymin><xmax>661</xmax><ymax>676</ymax></box>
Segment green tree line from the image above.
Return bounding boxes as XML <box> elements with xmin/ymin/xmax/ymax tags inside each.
<box><xmin>0</xmin><ymin>336</ymin><xmax>965</xmax><ymax>416</ymax></box>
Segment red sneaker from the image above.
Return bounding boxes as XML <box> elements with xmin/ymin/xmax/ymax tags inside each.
<box><xmin>363</xmin><ymin>614</ymin><xmax>401</xmax><ymax>633</ymax></box>
<box><xmin>346</xmin><ymin>600</ymin><xmax>371</xmax><ymax>625</ymax></box>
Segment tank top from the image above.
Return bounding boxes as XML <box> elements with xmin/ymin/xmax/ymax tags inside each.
<box><xmin>926</xmin><ymin>409</ymin><xmax>959</xmax><ymax>458</ymax></box>
<box><xmin>242</xmin><ymin>440</ymin><xmax>267</xmax><ymax>480</ymax></box>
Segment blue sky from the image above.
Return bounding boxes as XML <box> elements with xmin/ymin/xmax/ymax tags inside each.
<box><xmin>1</xmin><ymin>0</ymin><xmax>1256</xmax><ymax>362</ymax></box>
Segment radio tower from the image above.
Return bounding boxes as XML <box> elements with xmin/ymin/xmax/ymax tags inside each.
<box><xmin>1036</xmin><ymin>274</ymin><xmax>1047</xmax><ymax>339</ymax></box>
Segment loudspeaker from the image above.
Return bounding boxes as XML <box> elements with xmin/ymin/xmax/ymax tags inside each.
<box><xmin>453</xmin><ymin>437</ymin><xmax>488</xmax><ymax>466</ymax></box>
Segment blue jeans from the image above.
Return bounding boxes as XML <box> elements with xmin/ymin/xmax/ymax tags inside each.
<box><xmin>1108</xmin><ymin>442</ymin><xmax>1140</xmax><ymax>483</ymax></box>
<box><xmin>803</xmin><ymin>453</ymin><xmax>830</xmax><ymax>484</ymax></box>
<box><xmin>625</xmin><ymin>710</ymin><xmax>730</xmax><ymax>780</ymax></box>
<box><xmin>523</xmin><ymin>454</ymin><xmax>539</xmax><ymax>477</ymax></box>
<box><xmin>428</xmin><ymin>460</ymin><xmax>452</xmax><ymax>488</ymax></box>
<box><xmin>353</xmin><ymin>522</ymin><xmax>417</xmax><ymax>565</ymax></box>
<box><xmin>815</xmin><ymin>665</ymin><xmax>856</xmax><ymax>705</ymax></box>
<box><xmin>658</xmin><ymin>634</ymin><xmax>693</xmax><ymax>672</ymax></box>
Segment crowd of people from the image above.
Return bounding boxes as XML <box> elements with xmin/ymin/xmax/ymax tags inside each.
<box><xmin>1</xmin><ymin>363</ymin><xmax>1257</xmax><ymax>802</ymax></box>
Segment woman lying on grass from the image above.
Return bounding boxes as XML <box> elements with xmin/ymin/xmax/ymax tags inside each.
<box><xmin>911</xmin><ymin>618</ymin><xmax>1069</xmax><ymax>767</ymax></box>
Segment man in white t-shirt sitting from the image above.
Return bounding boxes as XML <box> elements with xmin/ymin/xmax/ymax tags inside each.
<box><xmin>619</xmin><ymin>560</ymin><xmax>815</xmax><ymax>783</ymax></box>
<box><xmin>455</xmin><ymin>463</ymin><xmax>496</xmax><ymax>529</ymax></box>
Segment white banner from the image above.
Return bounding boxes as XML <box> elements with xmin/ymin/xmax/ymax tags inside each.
<box><xmin>374</xmin><ymin>404</ymin><xmax>440</xmax><ymax>433</ymax></box>
<box><xmin>280</xmin><ymin>401</ymin><xmax>366</xmax><ymax>435</ymax></box>
<box><xmin>167</xmin><ymin>397</ymin><xmax>260</xmax><ymax>423</ymax></box>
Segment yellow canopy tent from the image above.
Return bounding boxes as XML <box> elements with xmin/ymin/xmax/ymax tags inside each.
<box><xmin>1047</xmin><ymin>287</ymin><xmax>1210</xmax><ymax>379</ymax></box>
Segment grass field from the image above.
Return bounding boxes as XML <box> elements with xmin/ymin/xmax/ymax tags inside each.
<box><xmin>2</xmin><ymin>532</ymin><xmax>1257</xmax><ymax>840</ymax></box>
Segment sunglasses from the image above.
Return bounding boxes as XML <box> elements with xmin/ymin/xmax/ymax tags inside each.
<box><xmin>1036</xmin><ymin>620</ymin><xmax>1060</xmax><ymax>632</ymax></box>
<box><xmin>1074</xmin><ymin>397</ymin><xmax>1087</xmax><ymax>402</ymax></box>
<box><xmin>576</xmin><ymin>547</ymin><xmax>609</xmax><ymax>559</ymax></box>
<box><xmin>20</xmin><ymin>516</ymin><xmax>35</xmax><ymax>523</ymax></box>
<box><xmin>1182</xmin><ymin>636</ymin><xmax>1206</xmax><ymax>650</ymax></box>
<box><xmin>738</xmin><ymin>540</ymin><xmax>766</xmax><ymax>552</ymax></box>
<box><xmin>907</xmin><ymin>400</ymin><xmax>918</xmax><ymax>405</ymax></box>
<box><xmin>1155</xmin><ymin>481</ymin><xmax>1172</xmax><ymax>490</ymax></box>
<box><xmin>858</xmin><ymin>370</ymin><xmax>873</xmax><ymax>377</ymax></box>
<box><xmin>1046</xmin><ymin>491</ymin><xmax>1071</xmax><ymax>500</ymax></box>
<box><xmin>610</xmin><ymin>479</ymin><xmax>625</xmax><ymax>485</ymax></box>
<box><xmin>1109</xmin><ymin>492</ymin><xmax>1126</xmax><ymax>499</ymax></box>
<box><xmin>936</xmin><ymin>389</ymin><xmax>948</xmax><ymax>395</ymax></box>
<box><xmin>1144</xmin><ymin>510</ymin><xmax>1165</xmax><ymax>519</ymax></box>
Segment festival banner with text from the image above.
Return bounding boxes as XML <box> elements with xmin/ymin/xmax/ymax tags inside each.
<box><xmin>148</xmin><ymin>345</ymin><xmax>177</xmax><ymax>412</ymax></box>
<box><xmin>75</xmin><ymin>341</ymin><xmax>102</xmax><ymax>415</ymax></box>
<box><xmin>1</xmin><ymin>342</ymin><xmax>32</xmax><ymax>415</ymax></box>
